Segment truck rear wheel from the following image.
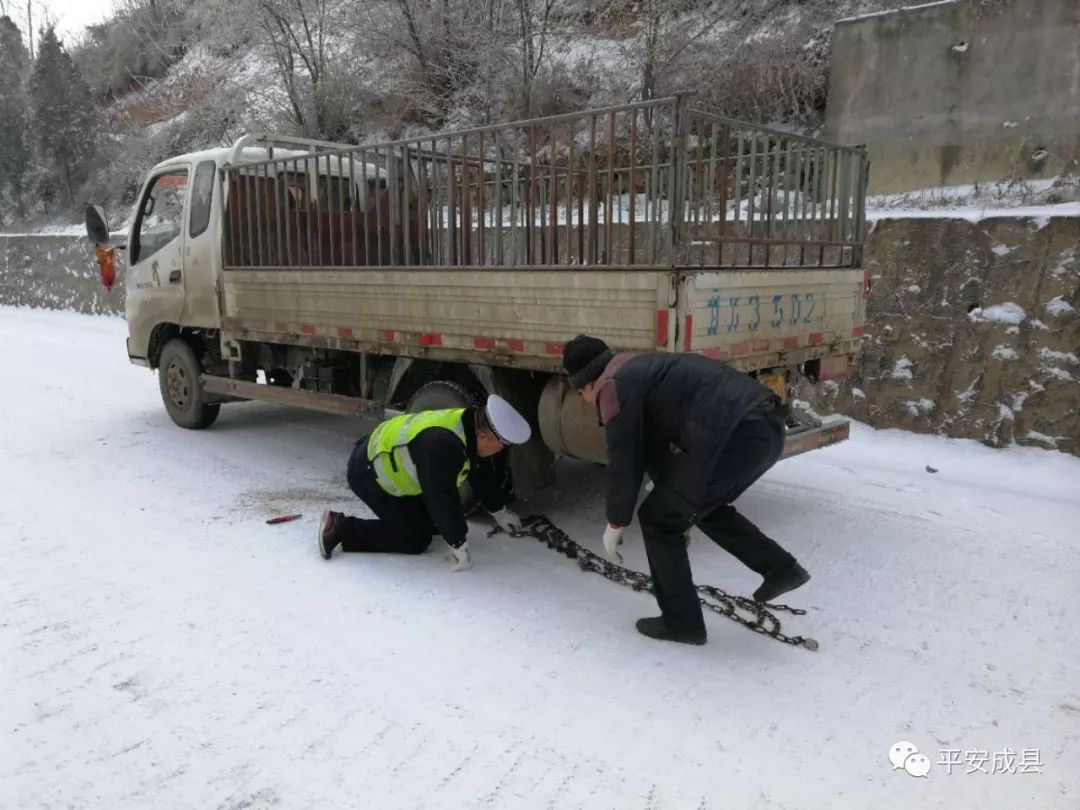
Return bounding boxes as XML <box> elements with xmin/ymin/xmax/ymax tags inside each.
<box><xmin>158</xmin><ymin>339</ymin><xmax>220</xmax><ymax>429</ymax></box>
<box><xmin>407</xmin><ymin>380</ymin><xmax>511</xmax><ymax>513</ymax></box>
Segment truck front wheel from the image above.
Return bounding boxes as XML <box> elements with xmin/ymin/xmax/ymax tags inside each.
<box><xmin>158</xmin><ymin>339</ymin><xmax>220</xmax><ymax>429</ymax></box>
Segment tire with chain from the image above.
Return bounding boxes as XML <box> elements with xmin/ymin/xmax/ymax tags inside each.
<box><xmin>158</xmin><ymin>338</ymin><xmax>220</xmax><ymax>429</ymax></box>
<box><xmin>407</xmin><ymin>379</ymin><xmax>511</xmax><ymax>514</ymax></box>
<box><xmin>495</xmin><ymin>515</ymin><xmax>819</xmax><ymax>651</ymax></box>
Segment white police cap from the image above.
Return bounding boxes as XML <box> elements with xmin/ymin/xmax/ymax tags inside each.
<box><xmin>485</xmin><ymin>395</ymin><xmax>531</xmax><ymax>445</ymax></box>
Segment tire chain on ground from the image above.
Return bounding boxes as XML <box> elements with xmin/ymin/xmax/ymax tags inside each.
<box><xmin>493</xmin><ymin>515</ymin><xmax>819</xmax><ymax>651</ymax></box>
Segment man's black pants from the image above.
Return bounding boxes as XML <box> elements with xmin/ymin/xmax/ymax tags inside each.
<box><xmin>639</xmin><ymin>413</ymin><xmax>796</xmax><ymax>634</ymax></box>
<box><xmin>337</xmin><ymin>440</ymin><xmax>436</xmax><ymax>554</ymax></box>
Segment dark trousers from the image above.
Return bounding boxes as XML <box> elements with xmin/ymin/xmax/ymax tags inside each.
<box><xmin>639</xmin><ymin>414</ymin><xmax>796</xmax><ymax>633</ymax></box>
<box><xmin>338</xmin><ymin>442</ymin><xmax>436</xmax><ymax>554</ymax></box>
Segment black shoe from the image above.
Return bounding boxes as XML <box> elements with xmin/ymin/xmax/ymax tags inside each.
<box><xmin>635</xmin><ymin>617</ymin><xmax>707</xmax><ymax>646</ymax></box>
<box><xmin>753</xmin><ymin>561</ymin><xmax>810</xmax><ymax>603</ymax></box>
<box><xmin>319</xmin><ymin>510</ymin><xmax>344</xmax><ymax>560</ymax></box>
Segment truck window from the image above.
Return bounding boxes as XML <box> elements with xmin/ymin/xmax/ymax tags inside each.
<box><xmin>189</xmin><ymin>161</ymin><xmax>215</xmax><ymax>238</ymax></box>
<box><xmin>132</xmin><ymin>169</ymin><xmax>189</xmax><ymax>264</ymax></box>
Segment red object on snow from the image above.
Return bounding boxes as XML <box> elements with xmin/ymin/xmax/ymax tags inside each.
<box><xmin>266</xmin><ymin>513</ymin><xmax>303</xmax><ymax>525</ymax></box>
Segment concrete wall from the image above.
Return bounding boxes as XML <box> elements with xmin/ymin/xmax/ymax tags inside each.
<box><xmin>0</xmin><ymin>235</ymin><xmax>125</xmax><ymax>315</ymax></box>
<box><xmin>826</xmin><ymin>0</ymin><xmax>1080</xmax><ymax>194</ymax></box>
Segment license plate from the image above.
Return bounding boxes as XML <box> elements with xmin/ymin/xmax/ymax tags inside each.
<box><xmin>759</xmin><ymin>371</ymin><xmax>787</xmax><ymax>399</ymax></box>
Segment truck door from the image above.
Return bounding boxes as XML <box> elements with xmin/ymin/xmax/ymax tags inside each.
<box><xmin>126</xmin><ymin>167</ymin><xmax>189</xmax><ymax>339</ymax></box>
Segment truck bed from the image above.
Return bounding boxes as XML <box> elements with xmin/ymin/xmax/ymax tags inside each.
<box><xmin>220</xmin><ymin>265</ymin><xmax>865</xmax><ymax>373</ymax></box>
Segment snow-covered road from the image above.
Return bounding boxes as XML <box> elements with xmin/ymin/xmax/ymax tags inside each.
<box><xmin>3</xmin><ymin>307</ymin><xmax>1078</xmax><ymax>809</ymax></box>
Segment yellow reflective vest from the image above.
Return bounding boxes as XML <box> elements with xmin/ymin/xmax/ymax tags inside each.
<box><xmin>366</xmin><ymin>409</ymin><xmax>469</xmax><ymax>497</ymax></box>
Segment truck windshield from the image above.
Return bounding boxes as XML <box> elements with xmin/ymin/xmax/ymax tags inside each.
<box><xmin>132</xmin><ymin>169</ymin><xmax>189</xmax><ymax>264</ymax></box>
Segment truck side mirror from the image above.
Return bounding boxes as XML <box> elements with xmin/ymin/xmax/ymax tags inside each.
<box><xmin>85</xmin><ymin>204</ymin><xmax>111</xmax><ymax>246</ymax></box>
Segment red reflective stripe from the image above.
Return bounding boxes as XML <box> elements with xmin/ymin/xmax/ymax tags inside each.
<box><xmin>506</xmin><ymin>339</ymin><xmax>524</xmax><ymax>352</ymax></box>
<box><xmin>474</xmin><ymin>337</ymin><xmax>496</xmax><ymax>350</ymax></box>
<box><xmin>545</xmin><ymin>343</ymin><xmax>563</xmax><ymax>355</ymax></box>
<box><xmin>382</xmin><ymin>330</ymin><xmax>396</xmax><ymax>342</ymax></box>
<box><xmin>274</xmin><ymin>321</ymin><xmax>288</xmax><ymax>332</ymax></box>
<box><xmin>809</xmin><ymin>332</ymin><xmax>824</xmax><ymax>346</ymax></box>
<box><xmin>782</xmin><ymin>337</ymin><xmax>800</xmax><ymax>350</ymax></box>
<box><xmin>337</xmin><ymin>327</ymin><xmax>353</xmax><ymax>338</ymax></box>
<box><xmin>751</xmin><ymin>339</ymin><xmax>769</xmax><ymax>352</ymax></box>
<box><xmin>683</xmin><ymin>315</ymin><xmax>693</xmax><ymax>351</ymax></box>
<box><xmin>702</xmin><ymin>347</ymin><xmax>729</xmax><ymax>360</ymax></box>
<box><xmin>730</xmin><ymin>340</ymin><xmax>752</xmax><ymax>355</ymax></box>
<box><xmin>656</xmin><ymin>309</ymin><xmax>669</xmax><ymax>346</ymax></box>
<box><xmin>300</xmin><ymin>324</ymin><xmax>316</xmax><ymax>335</ymax></box>
<box><xmin>852</xmin><ymin>326</ymin><xmax>866</xmax><ymax>337</ymax></box>
<box><xmin>419</xmin><ymin>333</ymin><xmax>443</xmax><ymax>346</ymax></box>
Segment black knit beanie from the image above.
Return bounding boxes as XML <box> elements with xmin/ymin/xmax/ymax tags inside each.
<box><xmin>563</xmin><ymin>335</ymin><xmax>614</xmax><ymax>390</ymax></box>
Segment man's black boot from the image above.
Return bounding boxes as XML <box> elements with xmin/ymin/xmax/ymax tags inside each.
<box><xmin>753</xmin><ymin>561</ymin><xmax>810</xmax><ymax>603</ymax></box>
<box><xmin>318</xmin><ymin>510</ymin><xmax>344</xmax><ymax>560</ymax></box>
<box><xmin>635</xmin><ymin>617</ymin><xmax>707</xmax><ymax>646</ymax></box>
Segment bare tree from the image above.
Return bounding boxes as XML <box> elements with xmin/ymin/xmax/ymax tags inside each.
<box><xmin>256</xmin><ymin>0</ymin><xmax>331</xmax><ymax>135</ymax></box>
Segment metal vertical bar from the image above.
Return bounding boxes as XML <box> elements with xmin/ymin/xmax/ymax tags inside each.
<box><xmin>746</xmin><ymin>132</ymin><xmax>758</xmax><ymax>267</ymax></box>
<box><xmin>693</xmin><ymin>116</ymin><xmax>706</xmax><ymax>267</ymax></box>
<box><xmin>795</xmin><ymin>146</ymin><xmax>806</xmax><ymax>267</ymax></box>
<box><xmin>402</xmin><ymin>147</ymin><xmax>413</xmax><ymax>267</ymax></box>
<box><xmin>707</xmin><ymin>121</ymin><xmax>718</xmax><ymax>232</ymax></box>
<box><xmin>528</xmin><ymin>126</ymin><xmax>539</xmax><ymax>265</ymax></box>
<box><xmin>477</xmin><ymin>132</ymin><xmax>486</xmax><ymax>265</ymax></box>
<box><xmin>666</xmin><ymin>98</ymin><xmax>685</xmax><ymax>267</ymax></box>
<box><xmin>767</xmin><ymin>135</ymin><xmax>780</xmax><ymax>267</ymax></box>
<box><xmin>510</xmin><ymin>135</ymin><xmax>519</xmax><ymax>266</ymax></box>
<box><xmin>253</xmin><ymin>163</ymin><xmax>264</xmax><ymax>267</ymax></box>
<box><xmin>462</xmin><ymin>135</ymin><xmax>472</xmax><ymax>265</ymax></box>
<box><xmin>337</xmin><ymin>153</ymin><xmax>347</xmax><ymax>266</ymax></box>
<box><xmin>388</xmin><ymin>151</ymin><xmax>400</xmax><ymax>266</ymax></box>
<box><xmin>717</xmin><ymin>125</ymin><xmax>729</xmax><ymax>265</ymax></box>
<box><xmin>786</xmin><ymin>139</ymin><xmax>794</xmax><ymax>264</ymax></box>
<box><xmin>628</xmin><ymin>109</ymin><xmax>637</xmax><ymax>265</ymax></box>
<box><xmin>281</xmin><ymin>161</ymin><xmax>292</xmax><ymax>266</ymax></box>
<box><xmin>272</xmin><ymin>162</ymin><xmax>282</xmax><ymax>267</ymax></box>
<box><xmin>565</xmin><ymin>122</ymin><xmax>574</xmax><ymax>265</ymax></box>
<box><xmin>646</xmin><ymin>112</ymin><xmax>657</xmax><ymax>263</ymax></box>
<box><xmin>494</xmin><ymin>135</ymin><xmax>504</xmax><ymax>265</ymax></box>
<box><xmin>604</xmin><ymin>111</ymin><xmax>616</xmax><ymax>265</ymax></box>
<box><xmin>446</xmin><ymin>139</ymin><xmax>457</xmax><ymax>265</ymax></box>
<box><xmin>373</xmin><ymin>153</ymin><xmax>384</xmax><ymax>266</ymax></box>
<box><xmin>348</xmin><ymin>152</ymin><xmax>357</xmax><ymax>266</ymax></box>
<box><xmin>321</xmin><ymin>156</ymin><xmax>333</xmax><ymax>267</ymax></box>
<box><xmin>732</xmin><ymin>132</ymin><xmax>744</xmax><ymax>241</ymax></box>
<box><xmin>576</xmin><ymin>142</ymin><xmax>585</xmax><ymax>264</ymax></box>
<box><xmin>588</xmin><ymin>116</ymin><xmax>598</xmax><ymax>265</ymax></box>
<box><xmin>432</xmin><ymin>140</ymin><xmax>442</xmax><ymax>265</ymax></box>
<box><xmin>819</xmin><ymin>147</ymin><xmax>831</xmax><ymax>267</ymax></box>
<box><xmin>358</xmin><ymin>152</ymin><xmax>370</xmax><ymax>266</ymax></box>
<box><xmin>547</xmin><ymin>125</ymin><xmax>558</xmax><ymax>265</ymax></box>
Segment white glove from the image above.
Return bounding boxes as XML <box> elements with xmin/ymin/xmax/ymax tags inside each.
<box><xmin>603</xmin><ymin>524</ymin><xmax>625</xmax><ymax>565</ymax></box>
<box><xmin>446</xmin><ymin>543</ymin><xmax>472</xmax><ymax>572</ymax></box>
<box><xmin>491</xmin><ymin>507</ymin><xmax>522</xmax><ymax>534</ymax></box>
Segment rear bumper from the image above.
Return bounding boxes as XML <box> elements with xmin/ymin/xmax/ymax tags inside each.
<box><xmin>781</xmin><ymin>417</ymin><xmax>850</xmax><ymax>459</ymax></box>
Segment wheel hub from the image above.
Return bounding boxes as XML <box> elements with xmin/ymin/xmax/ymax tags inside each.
<box><xmin>166</xmin><ymin>360</ymin><xmax>190</xmax><ymax>409</ymax></box>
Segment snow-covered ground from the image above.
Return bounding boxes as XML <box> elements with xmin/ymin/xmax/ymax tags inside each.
<box><xmin>2</xmin><ymin>306</ymin><xmax>1078</xmax><ymax>809</ymax></box>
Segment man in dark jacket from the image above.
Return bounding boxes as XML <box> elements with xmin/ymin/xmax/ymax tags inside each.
<box><xmin>563</xmin><ymin>335</ymin><xmax>810</xmax><ymax>645</ymax></box>
<box><xmin>317</xmin><ymin>395</ymin><xmax>531</xmax><ymax>571</ymax></box>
